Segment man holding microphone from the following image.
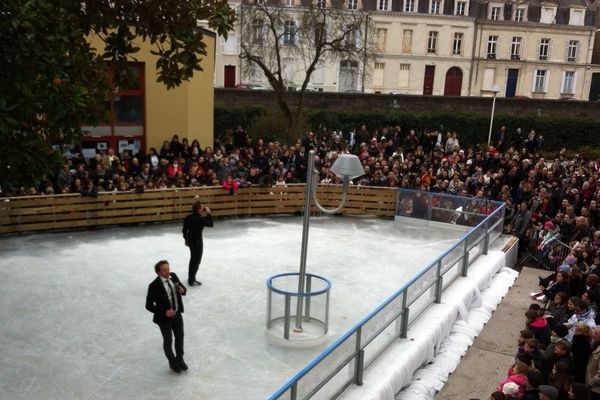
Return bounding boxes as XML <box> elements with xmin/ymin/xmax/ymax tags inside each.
<box><xmin>145</xmin><ymin>260</ymin><xmax>187</xmax><ymax>373</ymax></box>
<box><xmin>182</xmin><ymin>201</ymin><xmax>214</xmax><ymax>286</ymax></box>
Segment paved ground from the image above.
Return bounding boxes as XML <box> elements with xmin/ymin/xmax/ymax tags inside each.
<box><xmin>435</xmin><ymin>265</ymin><xmax>539</xmax><ymax>400</ymax></box>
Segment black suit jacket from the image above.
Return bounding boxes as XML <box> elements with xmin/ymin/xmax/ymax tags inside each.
<box><xmin>145</xmin><ymin>273</ymin><xmax>187</xmax><ymax>325</ymax></box>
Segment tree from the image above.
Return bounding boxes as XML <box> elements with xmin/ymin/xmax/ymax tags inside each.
<box><xmin>238</xmin><ymin>1</ymin><xmax>377</xmax><ymax>133</ymax></box>
<box><xmin>0</xmin><ymin>0</ymin><xmax>235</xmax><ymax>192</ymax></box>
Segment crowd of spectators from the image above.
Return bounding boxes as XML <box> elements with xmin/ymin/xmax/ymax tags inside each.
<box><xmin>8</xmin><ymin>121</ymin><xmax>600</xmax><ymax>397</ymax></box>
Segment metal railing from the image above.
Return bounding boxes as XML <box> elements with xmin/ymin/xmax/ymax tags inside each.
<box><xmin>269</xmin><ymin>189</ymin><xmax>505</xmax><ymax>400</ymax></box>
<box><xmin>524</xmin><ymin>225</ymin><xmax>570</xmax><ymax>271</ymax></box>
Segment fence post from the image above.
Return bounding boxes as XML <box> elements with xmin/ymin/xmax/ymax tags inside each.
<box><xmin>305</xmin><ymin>275</ymin><xmax>312</xmax><ymax>321</ymax></box>
<box><xmin>284</xmin><ymin>295</ymin><xmax>291</xmax><ymax>340</ymax></box>
<box><xmin>483</xmin><ymin>219</ymin><xmax>490</xmax><ymax>255</ymax></box>
<box><xmin>435</xmin><ymin>260</ymin><xmax>443</xmax><ymax>303</ymax></box>
<box><xmin>401</xmin><ymin>291</ymin><xmax>409</xmax><ymax>338</ymax></box>
<box><xmin>355</xmin><ymin>327</ymin><xmax>364</xmax><ymax>385</ymax></box>
<box><xmin>461</xmin><ymin>239</ymin><xmax>469</xmax><ymax>277</ymax></box>
<box><xmin>427</xmin><ymin>192</ymin><xmax>433</xmax><ymax>221</ymax></box>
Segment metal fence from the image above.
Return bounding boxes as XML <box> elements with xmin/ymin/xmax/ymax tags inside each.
<box><xmin>268</xmin><ymin>189</ymin><xmax>505</xmax><ymax>400</ymax></box>
<box><xmin>524</xmin><ymin>225</ymin><xmax>571</xmax><ymax>271</ymax></box>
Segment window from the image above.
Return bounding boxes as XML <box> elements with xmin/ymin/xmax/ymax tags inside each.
<box><xmin>490</xmin><ymin>6</ymin><xmax>502</xmax><ymax>20</ymax></box>
<box><xmin>487</xmin><ymin>35</ymin><xmax>498</xmax><ymax>59</ymax></box>
<box><xmin>540</xmin><ymin>7</ymin><xmax>556</xmax><ymax>23</ymax></box>
<box><xmin>378</xmin><ymin>0</ymin><xmax>390</xmax><ymax>11</ymax></box>
<box><xmin>252</xmin><ymin>19</ymin><xmax>264</xmax><ymax>45</ymax></box>
<box><xmin>376</xmin><ymin>28</ymin><xmax>387</xmax><ymax>52</ymax></box>
<box><xmin>561</xmin><ymin>71</ymin><xmax>575</xmax><ymax>94</ymax></box>
<box><xmin>452</xmin><ymin>33</ymin><xmax>463</xmax><ymax>55</ymax></box>
<box><xmin>514</xmin><ymin>7</ymin><xmax>526</xmax><ymax>22</ymax></box>
<box><xmin>283</xmin><ymin>20</ymin><xmax>296</xmax><ymax>45</ymax></box>
<box><xmin>430</xmin><ymin>0</ymin><xmax>441</xmax><ymax>14</ymax></box>
<box><xmin>312</xmin><ymin>60</ymin><xmax>325</xmax><ymax>84</ymax></box>
<box><xmin>404</xmin><ymin>0</ymin><xmax>415</xmax><ymax>12</ymax></box>
<box><xmin>284</xmin><ymin>0</ymin><xmax>294</xmax><ymax>5</ymax></box>
<box><xmin>538</xmin><ymin>38</ymin><xmax>550</xmax><ymax>61</ymax></box>
<box><xmin>347</xmin><ymin>0</ymin><xmax>358</xmax><ymax>9</ymax></box>
<box><xmin>249</xmin><ymin>61</ymin><xmax>263</xmax><ymax>83</ymax></box>
<box><xmin>428</xmin><ymin>31</ymin><xmax>438</xmax><ymax>53</ymax></box>
<box><xmin>345</xmin><ymin>25</ymin><xmax>358</xmax><ymax>49</ymax></box>
<box><xmin>534</xmin><ymin>70</ymin><xmax>547</xmax><ymax>92</ymax></box>
<box><xmin>511</xmin><ymin>37</ymin><xmax>522</xmax><ymax>60</ymax></box>
<box><xmin>221</xmin><ymin>33</ymin><xmax>238</xmax><ymax>54</ymax></box>
<box><xmin>83</xmin><ymin>62</ymin><xmax>145</xmax><ymax>139</ymax></box>
<box><xmin>399</xmin><ymin>64</ymin><xmax>411</xmax><ymax>88</ymax></box>
<box><xmin>570</xmin><ymin>9</ymin><xmax>584</xmax><ymax>26</ymax></box>
<box><xmin>455</xmin><ymin>0</ymin><xmax>467</xmax><ymax>15</ymax></box>
<box><xmin>373</xmin><ymin>63</ymin><xmax>385</xmax><ymax>87</ymax></box>
<box><xmin>567</xmin><ymin>40</ymin><xmax>578</xmax><ymax>62</ymax></box>
<box><xmin>402</xmin><ymin>29</ymin><xmax>413</xmax><ymax>53</ymax></box>
<box><xmin>316</xmin><ymin>0</ymin><xmax>327</xmax><ymax>8</ymax></box>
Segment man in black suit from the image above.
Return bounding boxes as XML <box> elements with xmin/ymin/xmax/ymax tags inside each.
<box><xmin>182</xmin><ymin>201</ymin><xmax>214</xmax><ymax>286</ymax></box>
<box><xmin>145</xmin><ymin>260</ymin><xmax>188</xmax><ymax>373</ymax></box>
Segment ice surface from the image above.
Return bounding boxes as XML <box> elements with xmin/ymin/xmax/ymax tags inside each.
<box><xmin>0</xmin><ymin>216</ymin><xmax>465</xmax><ymax>400</ymax></box>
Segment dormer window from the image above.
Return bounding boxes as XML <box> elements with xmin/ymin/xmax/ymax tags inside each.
<box><xmin>430</xmin><ymin>0</ymin><xmax>442</xmax><ymax>14</ymax></box>
<box><xmin>514</xmin><ymin>6</ymin><xmax>527</xmax><ymax>22</ymax></box>
<box><xmin>569</xmin><ymin>9</ymin><xmax>584</xmax><ymax>26</ymax></box>
<box><xmin>377</xmin><ymin>0</ymin><xmax>390</xmax><ymax>11</ymax></box>
<box><xmin>489</xmin><ymin>4</ymin><xmax>503</xmax><ymax>21</ymax></box>
<box><xmin>315</xmin><ymin>0</ymin><xmax>327</xmax><ymax>8</ymax></box>
<box><xmin>455</xmin><ymin>0</ymin><xmax>468</xmax><ymax>15</ymax></box>
<box><xmin>347</xmin><ymin>0</ymin><xmax>358</xmax><ymax>9</ymax></box>
<box><xmin>540</xmin><ymin>6</ymin><xmax>556</xmax><ymax>24</ymax></box>
<box><xmin>404</xmin><ymin>0</ymin><xmax>416</xmax><ymax>12</ymax></box>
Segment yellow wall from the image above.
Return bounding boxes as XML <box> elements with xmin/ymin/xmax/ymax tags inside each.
<box><xmin>89</xmin><ymin>32</ymin><xmax>215</xmax><ymax>152</ymax></box>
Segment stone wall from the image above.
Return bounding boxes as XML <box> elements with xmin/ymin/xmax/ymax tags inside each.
<box><xmin>215</xmin><ymin>88</ymin><xmax>600</xmax><ymax>118</ymax></box>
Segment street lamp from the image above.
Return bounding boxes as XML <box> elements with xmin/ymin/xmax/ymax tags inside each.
<box><xmin>487</xmin><ymin>84</ymin><xmax>500</xmax><ymax>148</ymax></box>
<box><xmin>294</xmin><ymin>150</ymin><xmax>364</xmax><ymax>332</ymax></box>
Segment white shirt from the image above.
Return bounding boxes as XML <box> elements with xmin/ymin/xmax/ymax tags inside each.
<box><xmin>161</xmin><ymin>277</ymin><xmax>178</xmax><ymax>312</ymax></box>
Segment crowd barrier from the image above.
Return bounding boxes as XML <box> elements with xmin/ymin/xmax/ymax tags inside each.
<box><xmin>269</xmin><ymin>189</ymin><xmax>505</xmax><ymax>400</ymax></box>
<box><xmin>524</xmin><ymin>225</ymin><xmax>571</xmax><ymax>271</ymax></box>
<box><xmin>0</xmin><ymin>184</ymin><xmax>397</xmax><ymax>234</ymax></box>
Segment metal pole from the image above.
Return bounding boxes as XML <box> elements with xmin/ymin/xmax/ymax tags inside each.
<box><xmin>295</xmin><ymin>150</ymin><xmax>316</xmax><ymax>331</ymax></box>
<box><xmin>487</xmin><ymin>92</ymin><xmax>497</xmax><ymax>147</ymax></box>
<box><xmin>361</xmin><ymin>14</ymin><xmax>369</xmax><ymax>93</ymax></box>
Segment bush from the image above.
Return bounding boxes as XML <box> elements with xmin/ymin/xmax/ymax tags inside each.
<box><xmin>215</xmin><ymin>107</ymin><xmax>600</xmax><ymax>151</ymax></box>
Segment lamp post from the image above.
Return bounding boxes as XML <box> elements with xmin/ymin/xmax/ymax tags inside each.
<box><xmin>487</xmin><ymin>84</ymin><xmax>500</xmax><ymax>148</ymax></box>
<box><xmin>294</xmin><ymin>150</ymin><xmax>364</xmax><ymax>332</ymax></box>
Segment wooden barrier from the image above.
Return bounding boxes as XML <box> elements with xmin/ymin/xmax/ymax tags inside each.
<box><xmin>0</xmin><ymin>184</ymin><xmax>397</xmax><ymax>235</ymax></box>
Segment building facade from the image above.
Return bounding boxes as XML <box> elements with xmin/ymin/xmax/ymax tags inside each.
<box><xmin>84</xmin><ymin>31</ymin><xmax>216</xmax><ymax>155</ymax></box>
<box><xmin>215</xmin><ymin>0</ymin><xmax>599</xmax><ymax>100</ymax></box>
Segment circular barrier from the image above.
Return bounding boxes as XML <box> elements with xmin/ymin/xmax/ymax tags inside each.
<box><xmin>266</xmin><ymin>272</ymin><xmax>331</xmax><ymax>345</ymax></box>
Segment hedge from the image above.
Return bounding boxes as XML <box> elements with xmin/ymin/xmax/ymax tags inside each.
<box><xmin>215</xmin><ymin>106</ymin><xmax>600</xmax><ymax>151</ymax></box>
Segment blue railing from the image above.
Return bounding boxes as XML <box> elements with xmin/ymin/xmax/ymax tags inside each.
<box><xmin>268</xmin><ymin>189</ymin><xmax>505</xmax><ymax>400</ymax></box>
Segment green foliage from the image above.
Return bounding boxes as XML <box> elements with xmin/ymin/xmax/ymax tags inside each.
<box><xmin>0</xmin><ymin>0</ymin><xmax>235</xmax><ymax>189</ymax></box>
<box><xmin>216</xmin><ymin>106</ymin><xmax>600</xmax><ymax>151</ymax></box>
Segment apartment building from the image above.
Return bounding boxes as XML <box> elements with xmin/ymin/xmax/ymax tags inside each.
<box><xmin>214</xmin><ymin>0</ymin><xmax>599</xmax><ymax>100</ymax></box>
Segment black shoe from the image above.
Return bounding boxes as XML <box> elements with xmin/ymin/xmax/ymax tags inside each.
<box><xmin>177</xmin><ymin>358</ymin><xmax>188</xmax><ymax>371</ymax></box>
<box><xmin>169</xmin><ymin>360</ymin><xmax>182</xmax><ymax>373</ymax></box>
<box><xmin>189</xmin><ymin>280</ymin><xmax>202</xmax><ymax>286</ymax></box>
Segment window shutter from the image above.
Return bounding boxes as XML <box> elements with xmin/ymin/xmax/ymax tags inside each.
<box><xmin>548</xmin><ymin>39</ymin><xmax>553</xmax><ymax>61</ymax></box>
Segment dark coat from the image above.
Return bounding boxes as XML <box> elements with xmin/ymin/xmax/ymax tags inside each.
<box><xmin>145</xmin><ymin>273</ymin><xmax>186</xmax><ymax>325</ymax></box>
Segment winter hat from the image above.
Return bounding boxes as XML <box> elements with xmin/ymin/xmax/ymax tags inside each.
<box><xmin>544</xmin><ymin>220</ymin><xmax>554</xmax><ymax>229</ymax></box>
<box><xmin>565</xmin><ymin>255</ymin><xmax>577</xmax><ymax>266</ymax></box>
<box><xmin>552</xmin><ymin>324</ymin><xmax>569</xmax><ymax>338</ymax></box>
<box><xmin>502</xmin><ymin>381</ymin><xmax>520</xmax><ymax>397</ymax></box>
<box><xmin>559</xmin><ymin>264</ymin><xmax>571</xmax><ymax>273</ymax></box>
<box><xmin>539</xmin><ymin>385</ymin><xmax>559</xmax><ymax>400</ymax></box>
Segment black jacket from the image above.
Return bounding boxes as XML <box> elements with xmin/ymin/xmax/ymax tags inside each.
<box><xmin>182</xmin><ymin>213</ymin><xmax>214</xmax><ymax>242</ymax></box>
<box><xmin>145</xmin><ymin>273</ymin><xmax>186</xmax><ymax>325</ymax></box>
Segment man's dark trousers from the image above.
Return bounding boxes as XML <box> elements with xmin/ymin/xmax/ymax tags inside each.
<box><xmin>159</xmin><ymin>313</ymin><xmax>184</xmax><ymax>362</ymax></box>
<box><xmin>188</xmin><ymin>239</ymin><xmax>204</xmax><ymax>284</ymax></box>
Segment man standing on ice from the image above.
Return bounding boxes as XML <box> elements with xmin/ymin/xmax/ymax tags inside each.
<box><xmin>182</xmin><ymin>201</ymin><xmax>213</xmax><ymax>286</ymax></box>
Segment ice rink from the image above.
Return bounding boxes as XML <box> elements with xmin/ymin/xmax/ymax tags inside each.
<box><xmin>0</xmin><ymin>215</ymin><xmax>467</xmax><ymax>400</ymax></box>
